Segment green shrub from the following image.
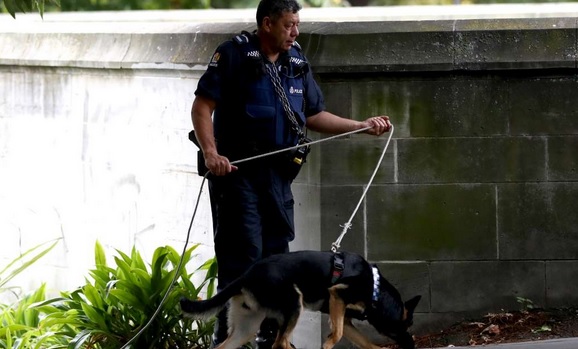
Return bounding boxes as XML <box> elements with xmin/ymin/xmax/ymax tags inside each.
<box><xmin>0</xmin><ymin>283</ymin><xmax>71</xmax><ymax>349</ymax></box>
<box><xmin>37</xmin><ymin>241</ymin><xmax>217</xmax><ymax>349</ymax></box>
<box><xmin>0</xmin><ymin>239</ymin><xmax>216</xmax><ymax>348</ymax></box>
<box><xmin>0</xmin><ymin>239</ymin><xmax>69</xmax><ymax>348</ymax></box>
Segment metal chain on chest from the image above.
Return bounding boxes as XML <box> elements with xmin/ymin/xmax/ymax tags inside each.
<box><xmin>264</xmin><ymin>62</ymin><xmax>304</xmax><ymax>138</ymax></box>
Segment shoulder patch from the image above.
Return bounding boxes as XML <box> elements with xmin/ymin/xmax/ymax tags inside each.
<box><xmin>208</xmin><ymin>51</ymin><xmax>221</xmax><ymax>67</ymax></box>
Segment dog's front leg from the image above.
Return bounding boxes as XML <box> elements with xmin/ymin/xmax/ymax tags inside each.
<box><xmin>342</xmin><ymin>318</ymin><xmax>384</xmax><ymax>349</ymax></box>
<box><xmin>323</xmin><ymin>285</ymin><xmax>347</xmax><ymax>349</ymax></box>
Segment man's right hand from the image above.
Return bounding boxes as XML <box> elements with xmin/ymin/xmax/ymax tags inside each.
<box><xmin>205</xmin><ymin>152</ymin><xmax>238</xmax><ymax>176</ymax></box>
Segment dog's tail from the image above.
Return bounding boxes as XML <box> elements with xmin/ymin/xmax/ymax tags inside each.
<box><xmin>180</xmin><ymin>278</ymin><xmax>242</xmax><ymax>321</ymax></box>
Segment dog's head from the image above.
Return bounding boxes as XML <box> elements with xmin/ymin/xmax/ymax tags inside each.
<box><xmin>366</xmin><ymin>271</ymin><xmax>421</xmax><ymax>349</ymax></box>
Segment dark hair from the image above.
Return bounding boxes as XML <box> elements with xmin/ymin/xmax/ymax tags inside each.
<box><xmin>256</xmin><ymin>0</ymin><xmax>302</xmax><ymax>27</ymax></box>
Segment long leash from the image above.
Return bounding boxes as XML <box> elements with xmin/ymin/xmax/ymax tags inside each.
<box><xmin>120</xmin><ymin>173</ymin><xmax>207</xmax><ymax>349</ymax></box>
<box><xmin>120</xmin><ymin>124</ymin><xmax>393</xmax><ymax>348</ymax></box>
<box><xmin>331</xmin><ymin>125</ymin><xmax>394</xmax><ymax>252</ymax></box>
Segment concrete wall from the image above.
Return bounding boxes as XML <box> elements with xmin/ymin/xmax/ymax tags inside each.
<box><xmin>1</xmin><ymin>5</ymin><xmax>578</xmax><ymax>347</ymax></box>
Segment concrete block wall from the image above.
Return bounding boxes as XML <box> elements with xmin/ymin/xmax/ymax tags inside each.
<box><xmin>299</xmin><ymin>18</ymin><xmax>578</xmax><ymax>337</ymax></box>
<box><xmin>1</xmin><ymin>6</ymin><xmax>578</xmax><ymax>346</ymax></box>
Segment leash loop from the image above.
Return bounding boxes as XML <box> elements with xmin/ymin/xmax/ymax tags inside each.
<box><xmin>330</xmin><ymin>125</ymin><xmax>394</xmax><ymax>253</ymax></box>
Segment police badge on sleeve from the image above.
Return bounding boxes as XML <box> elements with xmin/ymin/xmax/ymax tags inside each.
<box><xmin>209</xmin><ymin>52</ymin><xmax>221</xmax><ymax>68</ymax></box>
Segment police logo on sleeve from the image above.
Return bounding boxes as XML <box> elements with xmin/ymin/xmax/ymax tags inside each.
<box><xmin>209</xmin><ymin>52</ymin><xmax>221</xmax><ymax>67</ymax></box>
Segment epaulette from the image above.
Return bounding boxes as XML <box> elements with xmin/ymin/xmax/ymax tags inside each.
<box><xmin>233</xmin><ymin>32</ymin><xmax>250</xmax><ymax>45</ymax></box>
<box><xmin>232</xmin><ymin>31</ymin><xmax>261</xmax><ymax>60</ymax></box>
<box><xmin>292</xmin><ymin>41</ymin><xmax>302</xmax><ymax>51</ymax></box>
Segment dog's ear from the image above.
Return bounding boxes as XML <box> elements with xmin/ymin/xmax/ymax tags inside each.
<box><xmin>405</xmin><ymin>295</ymin><xmax>421</xmax><ymax>313</ymax></box>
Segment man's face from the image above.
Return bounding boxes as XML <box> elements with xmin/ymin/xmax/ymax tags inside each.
<box><xmin>266</xmin><ymin>10</ymin><xmax>300</xmax><ymax>53</ymax></box>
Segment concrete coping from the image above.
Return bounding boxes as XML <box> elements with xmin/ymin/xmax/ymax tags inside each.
<box><xmin>1</xmin><ymin>5</ymin><xmax>577</xmax><ymax>72</ymax></box>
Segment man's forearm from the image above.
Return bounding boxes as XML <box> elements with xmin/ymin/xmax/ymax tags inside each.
<box><xmin>191</xmin><ymin>96</ymin><xmax>218</xmax><ymax>156</ymax></box>
<box><xmin>306</xmin><ymin>111</ymin><xmax>364</xmax><ymax>134</ymax></box>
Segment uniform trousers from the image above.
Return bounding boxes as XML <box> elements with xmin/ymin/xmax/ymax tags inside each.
<box><xmin>208</xmin><ymin>159</ymin><xmax>296</xmax><ymax>346</ymax></box>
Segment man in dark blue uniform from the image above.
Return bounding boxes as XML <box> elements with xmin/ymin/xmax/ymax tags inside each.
<box><xmin>191</xmin><ymin>0</ymin><xmax>392</xmax><ymax>347</ymax></box>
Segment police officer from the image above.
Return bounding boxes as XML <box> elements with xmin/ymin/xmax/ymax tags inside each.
<box><xmin>191</xmin><ymin>0</ymin><xmax>392</xmax><ymax>347</ymax></box>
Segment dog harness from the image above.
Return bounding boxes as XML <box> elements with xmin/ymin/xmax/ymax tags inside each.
<box><xmin>331</xmin><ymin>253</ymin><xmax>380</xmax><ymax>303</ymax></box>
<box><xmin>331</xmin><ymin>252</ymin><xmax>345</xmax><ymax>283</ymax></box>
<box><xmin>329</xmin><ymin>254</ymin><xmax>382</xmax><ymax>321</ymax></box>
<box><xmin>371</xmin><ymin>266</ymin><xmax>380</xmax><ymax>303</ymax></box>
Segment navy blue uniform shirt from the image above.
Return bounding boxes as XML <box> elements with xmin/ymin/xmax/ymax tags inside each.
<box><xmin>195</xmin><ymin>32</ymin><xmax>325</xmax><ymax>158</ymax></box>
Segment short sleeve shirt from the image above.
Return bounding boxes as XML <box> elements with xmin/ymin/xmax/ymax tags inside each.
<box><xmin>195</xmin><ymin>33</ymin><xmax>325</xmax><ymax>149</ymax></box>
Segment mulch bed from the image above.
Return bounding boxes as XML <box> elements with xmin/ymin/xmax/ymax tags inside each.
<box><xmin>409</xmin><ymin>308</ymin><xmax>578</xmax><ymax>348</ymax></box>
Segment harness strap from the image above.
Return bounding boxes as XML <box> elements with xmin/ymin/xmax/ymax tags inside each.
<box><xmin>331</xmin><ymin>252</ymin><xmax>345</xmax><ymax>284</ymax></box>
<box><xmin>371</xmin><ymin>266</ymin><xmax>381</xmax><ymax>303</ymax></box>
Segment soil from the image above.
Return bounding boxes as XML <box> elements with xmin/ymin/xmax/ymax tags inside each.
<box><xmin>404</xmin><ymin>308</ymin><xmax>578</xmax><ymax>348</ymax></box>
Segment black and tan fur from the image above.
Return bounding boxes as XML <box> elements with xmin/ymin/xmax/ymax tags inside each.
<box><xmin>180</xmin><ymin>250</ymin><xmax>421</xmax><ymax>349</ymax></box>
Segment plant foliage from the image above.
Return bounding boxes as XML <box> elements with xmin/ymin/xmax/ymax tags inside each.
<box><xmin>0</xmin><ymin>240</ymin><xmax>217</xmax><ymax>349</ymax></box>
<box><xmin>1</xmin><ymin>0</ymin><xmax>349</xmax><ymax>18</ymax></box>
<box><xmin>0</xmin><ymin>0</ymin><xmax>59</xmax><ymax>18</ymax></box>
<box><xmin>0</xmin><ymin>284</ymin><xmax>72</xmax><ymax>349</ymax></box>
<box><xmin>35</xmin><ymin>241</ymin><xmax>217</xmax><ymax>349</ymax></box>
<box><xmin>0</xmin><ymin>239</ymin><xmax>60</xmax><ymax>297</ymax></box>
<box><xmin>0</xmin><ymin>239</ymin><xmax>68</xmax><ymax>348</ymax></box>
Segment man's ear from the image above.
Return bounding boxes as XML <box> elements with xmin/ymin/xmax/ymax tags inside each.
<box><xmin>405</xmin><ymin>295</ymin><xmax>421</xmax><ymax>313</ymax></box>
<box><xmin>262</xmin><ymin>16</ymin><xmax>272</xmax><ymax>32</ymax></box>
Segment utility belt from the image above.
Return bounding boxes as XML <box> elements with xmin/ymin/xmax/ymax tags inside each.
<box><xmin>189</xmin><ymin>131</ymin><xmax>310</xmax><ymax>180</ymax></box>
<box><xmin>219</xmin><ymin>139</ymin><xmax>311</xmax><ymax>181</ymax></box>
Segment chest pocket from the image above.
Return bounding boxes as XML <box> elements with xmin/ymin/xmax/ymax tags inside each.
<box><xmin>245</xmin><ymin>77</ymin><xmax>276</xmax><ymax>120</ymax></box>
<box><xmin>244</xmin><ymin>72</ymin><xmax>276</xmax><ymax>142</ymax></box>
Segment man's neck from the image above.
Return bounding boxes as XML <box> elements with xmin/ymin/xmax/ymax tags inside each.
<box><xmin>256</xmin><ymin>30</ymin><xmax>280</xmax><ymax>63</ymax></box>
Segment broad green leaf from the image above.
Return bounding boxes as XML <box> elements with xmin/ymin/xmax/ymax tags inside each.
<box><xmin>130</xmin><ymin>245</ymin><xmax>147</xmax><ymax>271</ymax></box>
<box><xmin>33</xmin><ymin>331</ymin><xmax>58</xmax><ymax>349</ymax></box>
<box><xmin>3</xmin><ymin>0</ymin><xmax>19</xmax><ymax>18</ymax></box>
<box><xmin>94</xmin><ymin>240</ymin><xmax>107</xmax><ymax>267</ymax></box>
<box><xmin>130</xmin><ymin>268</ymin><xmax>152</xmax><ymax>288</ymax></box>
<box><xmin>67</xmin><ymin>330</ymin><xmax>92</xmax><ymax>349</ymax></box>
<box><xmin>80</xmin><ymin>303</ymin><xmax>108</xmax><ymax>331</ymax></box>
<box><xmin>0</xmin><ymin>324</ymin><xmax>31</xmax><ymax>336</ymax></box>
<box><xmin>31</xmin><ymin>296</ymin><xmax>69</xmax><ymax>310</ymax></box>
<box><xmin>115</xmin><ymin>249</ymin><xmax>132</xmax><ymax>266</ymax></box>
<box><xmin>114</xmin><ymin>257</ymin><xmax>138</xmax><ymax>284</ymax></box>
<box><xmin>108</xmin><ymin>289</ymin><xmax>144</xmax><ymax>309</ymax></box>
<box><xmin>88</xmin><ymin>268</ymin><xmax>113</xmax><ymax>289</ymax></box>
<box><xmin>82</xmin><ymin>283</ymin><xmax>104</xmax><ymax>310</ymax></box>
<box><xmin>159</xmin><ymin>269</ymin><xmax>177</xmax><ymax>295</ymax></box>
<box><xmin>114</xmin><ymin>279</ymin><xmax>145</xmax><ymax>301</ymax></box>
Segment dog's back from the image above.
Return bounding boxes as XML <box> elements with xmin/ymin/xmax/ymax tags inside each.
<box><xmin>242</xmin><ymin>251</ymin><xmax>339</xmax><ymax>310</ymax></box>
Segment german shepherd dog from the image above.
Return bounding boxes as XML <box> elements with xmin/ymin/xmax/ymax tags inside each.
<box><xmin>180</xmin><ymin>250</ymin><xmax>421</xmax><ymax>349</ymax></box>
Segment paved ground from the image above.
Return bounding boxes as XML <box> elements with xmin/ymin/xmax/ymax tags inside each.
<box><xmin>448</xmin><ymin>337</ymin><xmax>578</xmax><ymax>349</ymax></box>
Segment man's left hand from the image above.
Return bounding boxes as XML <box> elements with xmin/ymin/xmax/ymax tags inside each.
<box><xmin>363</xmin><ymin>116</ymin><xmax>392</xmax><ymax>136</ymax></box>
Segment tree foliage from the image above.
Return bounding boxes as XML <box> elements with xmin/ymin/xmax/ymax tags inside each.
<box><xmin>1</xmin><ymin>0</ymin><xmax>51</xmax><ymax>18</ymax></box>
<box><xmin>1</xmin><ymin>0</ymin><xmax>347</xmax><ymax>18</ymax></box>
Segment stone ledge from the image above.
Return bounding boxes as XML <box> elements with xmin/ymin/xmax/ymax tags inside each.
<box><xmin>1</xmin><ymin>8</ymin><xmax>577</xmax><ymax>72</ymax></box>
